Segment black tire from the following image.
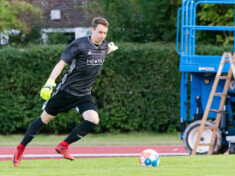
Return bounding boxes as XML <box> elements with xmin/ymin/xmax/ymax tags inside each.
<box><xmin>229</xmin><ymin>143</ymin><xmax>235</xmax><ymax>154</ymax></box>
<box><xmin>217</xmin><ymin>145</ymin><xmax>228</xmax><ymax>154</ymax></box>
<box><xmin>183</xmin><ymin>120</ymin><xmax>222</xmax><ymax>155</ymax></box>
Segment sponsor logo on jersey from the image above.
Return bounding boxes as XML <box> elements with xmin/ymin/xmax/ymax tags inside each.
<box><xmin>87</xmin><ymin>59</ymin><xmax>104</xmax><ymax>65</ymax></box>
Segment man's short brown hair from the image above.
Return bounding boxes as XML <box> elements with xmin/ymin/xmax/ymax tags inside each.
<box><xmin>92</xmin><ymin>17</ymin><xmax>109</xmax><ymax>29</ymax></box>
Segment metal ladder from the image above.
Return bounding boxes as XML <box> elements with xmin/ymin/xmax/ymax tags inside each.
<box><xmin>192</xmin><ymin>52</ymin><xmax>235</xmax><ymax>155</ymax></box>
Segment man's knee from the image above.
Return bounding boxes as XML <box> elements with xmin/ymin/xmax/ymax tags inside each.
<box><xmin>40</xmin><ymin>111</ymin><xmax>55</xmax><ymax>124</ymax></box>
<box><xmin>82</xmin><ymin>110</ymin><xmax>99</xmax><ymax>124</ymax></box>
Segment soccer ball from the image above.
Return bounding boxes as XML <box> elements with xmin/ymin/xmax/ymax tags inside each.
<box><xmin>139</xmin><ymin>149</ymin><xmax>160</xmax><ymax>167</ymax></box>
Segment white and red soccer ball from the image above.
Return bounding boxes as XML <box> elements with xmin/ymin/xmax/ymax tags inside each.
<box><xmin>139</xmin><ymin>149</ymin><xmax>160</xmax><ymax>167</ymax></box>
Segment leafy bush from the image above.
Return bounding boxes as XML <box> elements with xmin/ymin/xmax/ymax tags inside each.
<box><xmin>8</xmin><ymin>25</ymin><xmax>43</xmax><ymax>45</ymax></box>
<box><xmin>1</xmin><ymin>42</ymin><xmax>229</xmax><ymax>134</ymax></box>
<box><xmin>47</xmin><ymin>33</ymin><xmax>75</xmax><ymax>44</ymax></box>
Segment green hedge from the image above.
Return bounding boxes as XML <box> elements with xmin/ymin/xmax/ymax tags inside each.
<box><xmin>0</xmin><ymin>43</ymin><xmax>232</xmax><ymax>134</ymax></box>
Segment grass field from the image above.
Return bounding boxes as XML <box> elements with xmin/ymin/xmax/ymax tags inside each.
<box><xmin>0</xmin><ymin>132</ymin><xmax>181</xmax><ymax>146</ymax></box>
<box><xmin>0</xmin><ymin>155</ymin><xmax>234</xmax><ymax>176</ymax></box>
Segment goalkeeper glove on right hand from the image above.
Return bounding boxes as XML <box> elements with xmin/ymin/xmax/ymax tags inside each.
<box><xmin>40</xmin><ymin>79</ymin><xmax>56</xmax><ymax>100</ymax></box>
<box><xmin>108</xmin><ymin>42</ymin><xmax>118</xmax><ymax>53</ymax></box>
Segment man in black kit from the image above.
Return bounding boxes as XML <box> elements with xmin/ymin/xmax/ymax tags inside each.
<box><xmin>12</xmin><ymin>17</ymin><xmax>118</xmax><ymax>167</ymax></box>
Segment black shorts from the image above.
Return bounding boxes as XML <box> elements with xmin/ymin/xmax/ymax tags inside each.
<box><xmin>42</xmin><ymin>90</ymin><xmax>98</xmax><ymax>116</ymax></box>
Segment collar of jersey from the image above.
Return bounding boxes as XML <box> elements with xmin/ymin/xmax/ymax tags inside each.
<box><xmin>88</xmin><ymin>36</ymin><xmax>101</xmax><ymax>49</ymax></box>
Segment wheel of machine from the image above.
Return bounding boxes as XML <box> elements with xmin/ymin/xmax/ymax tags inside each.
<box><xmin>217</xmin><ymin>145</ymin><xmax>228</xmax><ymax>154</ymax></box>
<box><xmin>183</xmin><ymin>120</ymin><xmax>222</xmax><ymax>155</ymax></box>
<box><xmin>229</xmin><ymin>143</ymin><xmax>235</xmax><ymax>154</ymax></box>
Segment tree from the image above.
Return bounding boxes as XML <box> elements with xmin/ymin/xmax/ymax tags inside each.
<box><xmin>0</xmin><ymin>0</ymin><xmax>42</xmax><ymax>34</ymax></box>
<box><xmin>86</xmin><ymin>0</ymin><xmax>179</xmax><ymax>42</ymax></box>
<box><xmin>197</xmin><ymin>4</ymin><xmax>234</xmax><ymax>45</ymax></box>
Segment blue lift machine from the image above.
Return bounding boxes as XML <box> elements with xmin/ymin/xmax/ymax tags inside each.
<box><xmin>177</xmin><ymin>0</ymin><xmax>235</xmax><ymax>154</ymax></box>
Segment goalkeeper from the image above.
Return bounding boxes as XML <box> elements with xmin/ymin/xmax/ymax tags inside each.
<box><xmin>12</xmin><ymin>17</ymin><xmax>118</xmax><ymax>167</ymax></box>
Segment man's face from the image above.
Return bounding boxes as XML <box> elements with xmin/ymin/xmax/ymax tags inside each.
<box><xmin>91</xmin><ymin>24</ymin><xmax>108</xmax><ymax>44</ymax></box>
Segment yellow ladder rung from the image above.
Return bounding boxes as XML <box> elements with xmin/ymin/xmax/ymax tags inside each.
<box><xmin>209</xmin><ymin>110</ymin><xmax>222</xmax><ymax>113</ymax></box>
<box><xmin>224</xmin><ymin>59</ymin><xmax>235</xmax><ymax>63</ymax></box>
<box><xmin>219</xmin><ymin>76</ymin><xmax>228</xmax><ymax>79</ymax></box>
<box><xmin>204</xmin><ymin>126</ymin><xmax>218</xmax><ymax>130</ymax></box>
<box><xmin>198</xmin><ymin>143</ymin><xmax>213</xmax><ymax>146</ymax></box>
<box><xmin>214</xmin><ymin>93</ymin><xmax>226</xmax><ymax>97</ymax></box>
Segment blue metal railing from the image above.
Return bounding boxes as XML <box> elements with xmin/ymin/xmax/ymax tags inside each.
<box><xmin>183</xmin><ymin>26</ymin><xmax>235</xmax><ymax>31</ymax></box>
<box><xmin>176</xmin><ymin>8</ymin><xmax>182</xmax><ymax>55</ymax></box>
<box><xmin>177</xmin><ymin>0</ymin><xmax>235</xmax><ymax>72</ymax></box>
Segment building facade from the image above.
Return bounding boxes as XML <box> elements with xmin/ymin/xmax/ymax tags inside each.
<box><xmin>33</xmin><ymin>0</ymin><xmax>92</xmax><ymax>42</ymax></box>
<box><xmin>1</xmin><ymin>0</ymin><xmax>94</xmax><ymax>44</ymax></box>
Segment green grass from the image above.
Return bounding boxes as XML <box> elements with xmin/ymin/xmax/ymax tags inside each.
<box><xmin>0</xmin><ymin>155</ymin><xmax>234</xmax><ymax>176</ymax></box>
<box><xmin>0</xmin><ymin>132</ymin><xmax>182</xmax><ymax>147</ymax></box>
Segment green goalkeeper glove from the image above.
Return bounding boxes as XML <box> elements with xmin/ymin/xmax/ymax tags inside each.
<box><xmin>108</xmin><ymin>42</ymin><xmax>118</xmax><ymax>53</ymax></box>
<box><xmin>40</xmin><ymin>79</ymin><xmax>56</xmax><ymax>100</ymax></box>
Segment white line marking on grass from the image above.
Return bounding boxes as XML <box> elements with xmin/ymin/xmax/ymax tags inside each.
<box><xmin>0</xmin><ymin>153</ymin><xmax>189</xmax><ymax>159</ymax></box>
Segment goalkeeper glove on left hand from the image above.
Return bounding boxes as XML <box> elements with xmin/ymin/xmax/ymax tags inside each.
<box><xmin>40</xmin><ymin>79</ymin><xmax>56</xmax><ymax>100</ymax></box>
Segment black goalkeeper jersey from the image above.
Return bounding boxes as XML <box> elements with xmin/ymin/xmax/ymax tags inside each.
<box><xmin>57</xmin><ymin>36</ymin><xmax>109</xmax><ymax>96</ymax></box>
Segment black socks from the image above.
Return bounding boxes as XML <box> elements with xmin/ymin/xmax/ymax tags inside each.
<box><xmin>21</xmin><ymin>119</ymin><xmax>96</xmax><ymax>146</ymax></box>
<box><xmin>21</xmin><ymin>117</ymin><xmax>45</xmax><ymax>146</ymax></box>
<box><xmin>65</xmin><ymin>120</ymin><xmax>96</xmax><ymax>144</ymax></box>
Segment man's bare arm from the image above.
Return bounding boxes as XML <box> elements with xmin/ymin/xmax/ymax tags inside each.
<box><xmin>48</xmin><ymin>60</ymin><xmax>67</xmax><ymax>82</ymax></box>
<box><xmin>40</xmin><ymin>60</ymin><xmax>67</xmax><ymax>100</ymax></box>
